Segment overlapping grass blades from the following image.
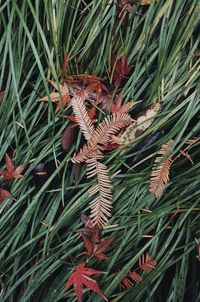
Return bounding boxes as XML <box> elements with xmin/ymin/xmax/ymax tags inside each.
<box><xmin>0</xmin><ymin>0</ymin><xmax>200</xmax><ymax>301</ymax></box>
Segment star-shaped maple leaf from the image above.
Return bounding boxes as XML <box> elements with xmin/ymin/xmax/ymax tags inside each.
<box><xmin>66</xmin><ymin>263</ymin><xmax>108</xmax><ymax>302</ymax></box>
<box><xmin>110</xmin><ymin>93</ymin><xmax>136</xmax><ymax>113</ymax></box>
<box><xmin>0</xmin><ymin>154</ymin><xmax>25</xmax><ymax>181</ymax></box>
<box><xmin>66</xmin><ymin>74</ymin><xmax>110</xmax><ymax>106</ymax></box>
<box><xmin>37</xmin><ymin>80</ymin><xmax>71</xmax><ymax>113</ymax></box>
<box><xmin>78</xmin><ymin>226</ymin><xmax>114</xmax><ymax>260</ymax></box>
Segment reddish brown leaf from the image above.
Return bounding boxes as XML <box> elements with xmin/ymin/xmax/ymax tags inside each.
<box><xmin>112</xmin><ymin>55</ymin><xmax>132</xmax><ymax>86</ymax></box>
<box><xmin>77</xmin><ymin>213</ymin><xmax>94</xmax><ymax>238</ymax></box>
<box><xmin>110</xmin><ymin>94</ymin><xmax>136</xmax><ymax>114</ymax></box>
<box><xmin>66</xmin><ymin>263</ymin><xmax>107</xmax><ymax>302</ymax></box>
<box><xmin>0</xmin><ymin>188</ymin><xmax>13</xmax><ymax>202</ymax></box>
<box><xmin>0</xmin><ymin>154</ymin><xmax>25</xmax><ymax>181</ymax></box>
<box><xmin>62</xmin><ymin>125</ymin><xmax>78</xmax><ymax>152</ymax></box>
<box><xmin>66</xmin><ymin>74</ymin><xmax>110</xmax><ymax>107</ymax></box>
<box><xmin>129</xmin><ymin>270</ymin><xmax>143</xmax><ymax>282</ymax></box>
<box><xmin>64</xmin><ymin>115</ymin><xmax>77</xmax><ymax>123</ymax></box>
<box><xmin>37</xmin><ymin>81</ymin><xmax>71</xmax><ymax>113</ymax></box>
<box><xmin>79</xmin><ymin>226</ymin><xmax>113</xmax><ymax>260</ymax></box>
<box><xmin>84</xmin><ymin>79</ymin><xmax>108</xmax><ymax>102</ymax></box>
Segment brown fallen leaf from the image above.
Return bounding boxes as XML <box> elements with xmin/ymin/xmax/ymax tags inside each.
<box><xmin>0</xmin><ymin>188</ymin><xmax>13</xmax><ymax>202</ymax></box>
<box><xmin>78</xmin><ymin>226</ymin><xmax>114</xmax><ymax>260</ymax></box>
<box><xmin>61</xmin><ymin>125</ymin><xmax>78</xmax><ymax>152</ymax></box>
<box><xmin>0</xmin><ymin>154</ymin><xmax>25</xmax><ymax>181</ymax></box>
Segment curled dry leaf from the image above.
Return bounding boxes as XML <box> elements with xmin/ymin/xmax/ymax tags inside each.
<box><xmin>149</xmin><ymin>140</ymin><xmax>174</xmax><ymax>198</ymax></box>
<box><xmin>37</xmin><ymin>80</ymin><xmax>71</xmax><ymax>113</ymax></box>
<box><xmin>0</xmin><ymin>154</ymin><xmax>25</xmax><ymax>181</ymax></box>
<box><xmin>0</xmin><ymin>188</ymin><xmax>13</xmax><ymax>202</ymax></box>
<box><xmin>77</xmin><ymin>213</ymin><xmax>95</xmax><ymax>238</ymax></box>
<box><xmin>62</xmin><ymin>125</ymin><xmax>78</xmax><ymax>152</ymax></box>
<box><xmin>66</xmin><ymin>263</ymin><xmax>107</xmax><ymax>302</ymax></box>
<box><xmin>113</xmin><ymin>101</ymin><xmax>161</xmax><ymax>146</ymax></box>
<box><xmin>66</xmin><ymin>73</ymin><xmax>110</xmax><ymax>106</ymax></box>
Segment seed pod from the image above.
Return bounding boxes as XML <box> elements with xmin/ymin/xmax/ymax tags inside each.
<box><xmin>113</xmin><ymin>102</ymin><xmax>161</xmax><ymax>146</ymax></box>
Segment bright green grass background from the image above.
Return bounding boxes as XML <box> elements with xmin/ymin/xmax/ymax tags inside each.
<box><xmin>0</xmin><ymin>1</ymin><xmax>200</xmax><ymax>301</ymax></box>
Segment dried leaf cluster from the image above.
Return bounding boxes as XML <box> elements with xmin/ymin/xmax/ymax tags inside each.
<box><xmin>69</xmin><ymin>96</ymin><xmax>132</xmax><ymax>227</ymax></box>
<box><xmin>65</xmin><ymin>215</ymin><xmax>156</xmax><ymax>302</ymax></box>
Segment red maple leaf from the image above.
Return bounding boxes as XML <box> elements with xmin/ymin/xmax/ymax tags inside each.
<box><xmin>84</xmin><ymin>76</ymin><xmax>108</xmax><ymax>102</ymax></box>
<box><xmin>79</xmin><ymin>226</ymin><xmax>114</xmax><ymax>260</ymax></box>
<box><xmin>112</xmin><ymin>55</ymin><xmax>132</xmax><ymax>86</ymax></box>
<box><xmin>0</xmin><ymin>188</ymin><xmax>13</xmax><ymax>202</ymax></box>
<box><xmin>66</xmin><ymin>263</ymin><xmax>108</xmax><ymax>302</ymax></box>
<box><xmin>110</xmin><ymin>93</ymin><xmax>136</xmax><ymax>113</ymax></box>
<box><xmin>66</xmin><ymin>74</ymin><xmax>110</xmax><ymax>107</ymax></box>
<box><xmin>0</xmin><ymin>154</ymin><xmax>25</xmax><ymax>181</ymax></box>
<box><xmin>65</xmin><ymin>106</ymin><xmax>97</xmax><ymax>128</ymax></box>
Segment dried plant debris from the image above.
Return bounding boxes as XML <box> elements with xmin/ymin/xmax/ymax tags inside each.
<box><xmin>71</xmin><ymin>113</ymin><xmax>132</xmax><ymax>164</ymax></box>
<box><xmin>113</xmin><ymin>101</ymin><xmax>161</xmax><ymax>146</ymax></box>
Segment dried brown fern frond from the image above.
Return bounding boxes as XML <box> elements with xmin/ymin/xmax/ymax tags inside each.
<box><xmin>185</xmin><ymin>137</ymin><xmax>199</xmax><ymax>146</ymax></box>
<box><xmin>139</xmin><ymin>253</ymin><xmax>157</xmax><ymax>272</ymax></box>
<box><xmin>70</xmin><ymin>96</ymin><xmax>94</xmax><ymax>140</ymax></box>
<box><xmin>120</xmin><ymin>253</ymin><xmax>156</xmax><ymax>290</ymax></box>
<box><xmin>86</xmin><ymin>153</ymin><xmax>112</xmax><ymax>227</ymax></box>
<box><xmin>71</xmin><ymin>113</ymin><xmax>132</xmax><ymax>163</ymax></box>
<box><xmin>149</xmin><ymin>140</ymin><xmax>174</xmax><ymax>198</ymax></box>
<box><xmin>120</xmin><ymin>271</ymin><xmax>143</xmax><ymax>289</ymax></box>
